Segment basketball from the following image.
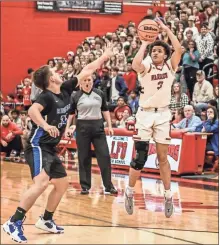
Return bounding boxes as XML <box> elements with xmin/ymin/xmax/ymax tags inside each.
<box><xmin>137</xmin><ymin>19</ymin><xmax>159</xmax><ymax>42</ymax></box>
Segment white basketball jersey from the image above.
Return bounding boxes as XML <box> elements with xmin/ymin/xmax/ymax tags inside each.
<box><xmin>139</xmin><ymin>60</ymin><xmax>175</xmax><ymax>108</ymax></box>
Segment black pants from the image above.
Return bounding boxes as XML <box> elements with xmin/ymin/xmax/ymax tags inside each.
<box><xmin>76</xmin><ymin>119</ymin><xmax>112</xmax><ymax>190</ymax></box>
<box><xmin>0</xmin><ymin>135</ymin><xmax>22</xmax><ymax>157</ymax></box>
<box><xmin>199</xmin><ymin>58</ymin><xmax>214</xmax><ymax>84</ymax></box>
<box><xmin>184</xmin><ymin>66</ymin><xmax>198</xmax><ymax>100</ymax></box>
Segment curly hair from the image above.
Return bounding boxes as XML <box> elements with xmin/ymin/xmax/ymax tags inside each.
<box><xmin>148</xmin><ymin>40</ymin><xmax>171</xmax><ymax>61</ymax></box>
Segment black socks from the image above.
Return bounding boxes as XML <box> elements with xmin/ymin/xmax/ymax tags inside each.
<box><xmin>43</xmin><ymin>210</ymin><xmax>54</xmax><ymax>221</ymax></box>
<box><xmin>11</xmin><ymin>207</ymin><xmax>27</xmax><ymax>222</ymax></box>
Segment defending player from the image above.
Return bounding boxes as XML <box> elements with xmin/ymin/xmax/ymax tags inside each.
<box><xmin>3</xmin><ymin>44</ymin><xmax>113</xmax><ymax>243</ymax></box>
<box><xmin>124</xmin><ymin>18</ymin><xmax>182</xmax><ymax>217</ymax></box>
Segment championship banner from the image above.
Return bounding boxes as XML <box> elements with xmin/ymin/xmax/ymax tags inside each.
<box><xmin>106</xmin><ymin>136</ymin><xmax>134</xmax><ymax>166</ymax></box>
<box><xmin>144</xmin><ymin>139</ymin><xmax>182</xmax><ymax>172</ymax></box>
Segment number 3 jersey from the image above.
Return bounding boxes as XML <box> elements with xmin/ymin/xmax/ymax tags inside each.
<box><xmin>139</xmin><ymin>60</ymin><xmax>175</xmax><ymax>109</ymax></box>
<box><xmin>26</xmin><ymin>78</ymin><xmax>78</xmax><ymax>150</ymax></box>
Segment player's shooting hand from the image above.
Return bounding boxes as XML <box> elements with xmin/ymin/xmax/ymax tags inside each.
<box><xmin>155</xmin><ymin>17</ymin><xmax>169</xmax><ymax>31</ymax></box>
<box><xmin>44</xmin><ymin>124</ymin><xmax>60</xmax><ymax>138</ymax></box>
<box><xmin>103</xmin><ymin>42</ymin><xmax>114</xmax><ymax>59</ymax></box>
<box><xmin>140</xmin><ymin>40</ymin><xmax>152</xmax><ymax>46</ymax></box>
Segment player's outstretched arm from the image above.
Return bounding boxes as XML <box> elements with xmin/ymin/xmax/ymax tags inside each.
<box><xmin>132</xmin><ymin>41</ymin><xmax>151</xmax><ymax>74</ymax></box>
<box><xmin>155</xmin><ymin>18</ymin><xmax>182</xmax><ymax>71</ymax></box>
<box><xmin>76</xmin><ymin>42</ymin><xmax>114</xmax><ymax>85</ymax></box>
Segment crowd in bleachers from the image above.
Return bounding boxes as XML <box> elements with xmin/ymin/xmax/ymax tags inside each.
<box><xmin>0</xmin><ymin>1</ymin><xmax>219</xmax><ymax>171</ymax></box>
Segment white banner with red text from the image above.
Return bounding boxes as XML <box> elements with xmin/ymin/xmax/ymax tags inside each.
<box><xmin>106</xmin><ymin>136</ymin><xmax>182</xmax><ymax>171</ymax></box>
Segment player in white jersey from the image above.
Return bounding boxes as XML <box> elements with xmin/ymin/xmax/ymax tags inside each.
<box><xmin>124</xmin><ymin>18</ymin><xmax>182</xmax><ymax>218</ymax></box>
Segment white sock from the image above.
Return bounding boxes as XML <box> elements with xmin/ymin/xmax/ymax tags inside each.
<box><xmin>164</xmin><ymin>189</ymin><xmax>172</xmax><ymax>199</ymax></box>
<box><xmin>126</xmin><ymin>185</ymin><xmax>134</xmax><ymax>194</ymax></box>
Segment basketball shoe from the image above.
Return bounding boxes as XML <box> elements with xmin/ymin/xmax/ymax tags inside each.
<box><xmin>124</xmin><ymin>187</ymin><xmax>134</xmax><ymax>215</ymax></box>
<box><xmin>3</xmin><ymin>217</ymin><xmax>27</xmax><ymax>243</ymax></box>
<box><xmin>164</xmin><ymin>197</ymin><xmax>174</xmax><ymax>218</ymax></box>
<box><xmin>35</xmin><ymin>215</ymin><xmax>64</xmax><ymax>234</ymax></box>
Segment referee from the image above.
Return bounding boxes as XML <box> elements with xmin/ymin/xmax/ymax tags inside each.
<box><xmin>66</xmin><ymin>76</ymin><xmax>118</xmax><ymax>195</ymax></box>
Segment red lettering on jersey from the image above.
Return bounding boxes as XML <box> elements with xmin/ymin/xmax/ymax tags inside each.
<box><xmin>151</xmin><ymin>73</ymin><xmax>168</xmax><ymax>81</ymax></box>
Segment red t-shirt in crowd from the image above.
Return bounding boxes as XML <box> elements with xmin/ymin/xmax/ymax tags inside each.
<box><xmin>23</xmin><ymin>86</ymin><xmax>32</xmax><ymax>106</ymax></box>
<box><xmin>114</xmin><ymin>105</ymin><xmax>132</xmax><ymax>121</ymax></box>
<box><xmin>123</xmin><ymin>71</ymin><xmax>137</xmax><ymax>94</ymax></box>
<box><xmin>0</xmin><ymin>122</ymin><xmax>23</xmax><ymax>143</ymax></box>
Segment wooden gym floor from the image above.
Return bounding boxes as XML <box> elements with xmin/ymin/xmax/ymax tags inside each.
<box><xmin>1</xmin><ymin>160</ymin><xmax>219</xmax><ymax>244</ymax></box>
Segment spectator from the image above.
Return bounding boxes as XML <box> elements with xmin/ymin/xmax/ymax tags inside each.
<box><xmin>155</xmin><ymin>10</ymin><xmax>163</xmax><ymax>18</ymax></box>
<box><xmin>196</xmin><ymin>24</ymin><xmax>214</xmax><ymax>77</ymax></box>
<box><xmin>179</xmin><ymin>11</ymin><xmax>189</xmax><ymax>27</ymax></box>
<box><xmin>127</xmin><ymin>41</ymin><xmax>139</xmax><ymax>62</ymax></box>
<box><xmin>67</xmin><ymin>51</ymin><xmax>74</xmax><ymax>63</ymax></box>
<box><xmin>173</xmin><ymin>105</ymin><xmax>202</xmax><ymax>132</ymax></box>
<box><xmin>119</xmin><ymin>32</ymin><xmax>129</xmax><ymax>47</ymax></box>
<box><xmin>76</xmin><ymin>46</ymin><xmax>83</xmax><ymax>56</ymax></box>
<box><xmin>27</xmin><ymin>68</ymin><xmax>34</xmax><ymax>79</ymax></box>
<box><xmin>11</xmin><ymin>109</ymin><xmax>22</xmax><ymax>129</ymax></box>
<box><xmin>169</xmin><ymin>82</ymin><xmax>189</xmax><ymax>112</ymax></box>
<box><xmin>63</xmin><ymin>64</ymin><xmax>75</xmax><ymax>80</ymax></box>
<box><xmin>73</xmin><ymin>62</ymin><xmax>82</xmax><ymax>75</ymax></box>
<box><xmin>80</xmin><ymin>55</ymin><xmax>85</xmax><ymax>63</ymax></box>
<box><xmin>128</xmin><ymin>90</ymin><xmax>139</xmax><ymax>114</ymax></box>
<box><xmin>117</xmin><ymin>109</ymin><xmax>131</xmax><ymax>128</ymax></box>
<box><xmin>123</xmin><ymin>61</ymin><xmax>137</xmax><ymax>94</ymax></box>
<box><xmin>22</xmin><ymin>78</ymin><xmax>32</xmax><ymax>111</ymax></box>
<box><xmin>192</xmin><ymin>70</ymin><xmax>214</xmax><ymax>112</ymax></box>
<box><xmin>47</xmin><ymin>59</ymin><xmax>55</xmax><ymax>68</ymax></box>
<box><xmin>208</xmin><ymin>99</ymin><xmax>218</xmax><ymax>109</ymax></box>
<box><xmin>183</xmin><ymin>40</ymin><xmax>200</xmax><ymax>99</ymax></box>
<box><xmin>0</xmin><ymin>115</ymin><xmax>23</xmax><ymax>160</ymax></box>
<box><xmin>192</xmin><ymin>5</ymin><xmax>201</xmax><ymax>30</ymax></box>
<box><xmin>55</xmin><ymin>61</ymin><xmax>64</xmax><ymax>75</ymax></box>
<box><xmin>113</xmin><ymin>97</ymin><xmax>132</xmax><ymax>127</ymax></box>
<box><xmin>108</xmin><ymin>55</ymin><xmax>117</xmax><ymax>68</ymax></box>
<box><xmin>4</xmin><ymin>94</ymin><xmax>19</xmax><ymax>114</ymax></box>
<box><xmin>177</xmin><ymin>31</ymin><xmax>184</xmax><ymax>44</ymax></box>
<box><xmin>109</xmin><ymin>67</ymin><xmax>128</xmax><ymax>104</ymax></box>
<box><xmin>99</xmin><ymin>66</ymin><xmax>111</xmax><ymax>101</ymax></box>
<box><xmin>30</xmin><ymin>70</ymin><xmax>42</xmax><ymax>103</ymax></box>
<box><xmin>172</xmin><ymin>108</ymin><xmax>185</xmax><ymax>124</ymax></box>
<box><xmin>195</xmin><ymin>106</ymin><xmax>219</xmax><ymax>171</ymax></box>
<box><xmin>74</xmin><ymin>55</ymin><xmax>81</xmax><ymax>63</ymax></box>
<box><xmin>83</xmin><ymin>41</ymin><xmax>91</xmax><ymax>55</ymax></box>
<box><xmin>116</xmin><ymin>53</ymin><xmax>127</xmax><ymax>72</ymax></box>
<box><xmin>20</xmin><ymin>111</ymin><xmax>32</xmax><ymax>149</ymax></box>
<box><xmin>127</xmin><ymin>34</ymin><xmax>134</xmax><ymax>44</ymax></box>
<box><xmin>205</xmin><ymin>6</ymin><xmax>217</xmax><ymax>31</ymax></box>
<box><xmin>183</xmin><ymin>16</ymin><xmax>199</xmax><ymax>39</ymax></box>
<box><xmin>88</xmin><ymin>52</ymin><xmax>96</xmax><ymax>63</ymax></box>
<box><xmin>214</xmin><ymin>85</ymin><xmax>219</xmax><ymax>108</ymax></box>
<box><xmin>95</xmin><ymin>50</ymin><xmax>102</xmax><ymax>59</ymax></box>
<box><xmin>94</xmin><ymin>41</ymin><xmax>103</xmax><ymax>56</ymax></box>
<box><xmin>182</xmin><ymin>29</ymin><xmax>194</xmax><ymax>48</ymax></box>
<box><xmin>114</xmin><ymin>43</ymin><xmax>124</xmax><ymax>55</ymax></box>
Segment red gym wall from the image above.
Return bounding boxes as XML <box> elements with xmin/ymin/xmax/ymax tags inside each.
<box><xmin>1</xmin><ymin>1</ymin><xmax>167</xmax><ymax>95</ymax></box>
